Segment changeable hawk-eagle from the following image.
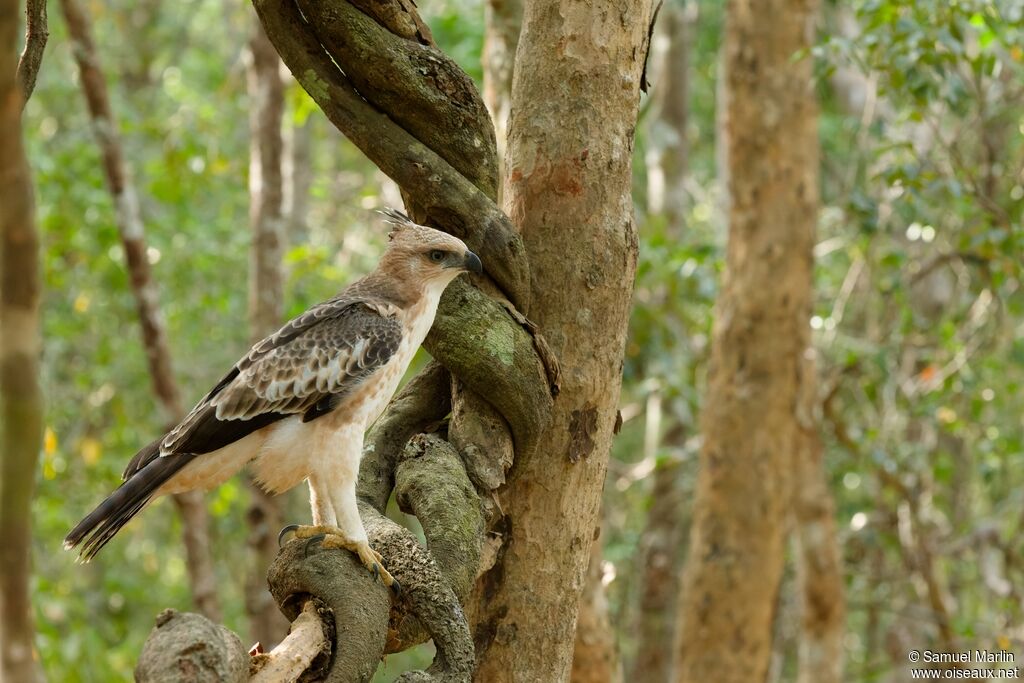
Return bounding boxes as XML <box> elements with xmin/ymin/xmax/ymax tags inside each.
<box><xmin>65</xmin><ymin>210</ymin><xmax>482</xmax><ymax>591</ymax></box>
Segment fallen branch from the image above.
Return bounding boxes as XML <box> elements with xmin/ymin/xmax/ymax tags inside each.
<box><xmin>250</xmin><ymin>601</ymin><xmax>329</xmax><ymax>683</ymax></box>
<box><xmin>136</xmin><ymin>603</ymin><xmax>331</xmax><ymax>683</ymax></box>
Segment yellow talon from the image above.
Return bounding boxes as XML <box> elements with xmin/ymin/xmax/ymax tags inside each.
<box><xmin>280</xmin><ymin>524</ymin><xmax>399</xmax><ymax>595</ymax></box>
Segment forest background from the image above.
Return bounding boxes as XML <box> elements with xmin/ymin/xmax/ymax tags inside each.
<box><xmin>3</xmin><ymin>0</ymin><xmax>1023</xmax><ymax>681</ymax></box>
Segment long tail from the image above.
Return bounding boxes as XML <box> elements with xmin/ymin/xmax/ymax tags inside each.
<box><xmin>64</xmin><ymin>445</ymin><xmax>196</xmax><ymax>561</ymax></box>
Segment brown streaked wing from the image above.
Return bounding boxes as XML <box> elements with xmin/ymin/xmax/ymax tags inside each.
<box><xmin>158</xmin><ymin>300</ymin><xmax>402</xmax><ymax>456</ymax></box>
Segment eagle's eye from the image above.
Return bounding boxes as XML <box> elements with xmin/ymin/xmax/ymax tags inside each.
<box><xmin>429</xmin><ymin>250</ymin><xmax>446</xmax><ymax>263</ymax></box>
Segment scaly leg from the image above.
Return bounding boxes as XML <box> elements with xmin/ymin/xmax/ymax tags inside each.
<box><xmin>278</xmin><ymin>472</ymin><xmax>399</xmax><ymax>594</ymax></box>
<box><xmin>277</xmin><ymin>523</ymin><xmax>399</xmax><ymax>595</ymax></box>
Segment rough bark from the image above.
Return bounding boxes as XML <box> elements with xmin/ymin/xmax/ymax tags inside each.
<box><xmin>630</xmin><ymin>458</ymin><xmax>687</xmax><ymax>683</ymax></box>
<box><xmin>16</xmin><ymin>0</ymin><xmax>47</xmax><ymax>104</ymax></box>
<box><xmin>674</xmin><ymin>1</ymin><xmax>819</xmax><ymax>681</ymax></box>
<box><xmin>0</xmin><ymin>2</ymin><xmax>44</xmax><ymax>680</ymax></box>
<box><xmin>482</xmin><ymin>0</ymin><xmax>521</xmax><ymax>177</ymax></box>
<box><xmin>269</xmin><ymin>542</ymin><xmax>389</xmax><ymax>683</ymax></box>
<box><xmin>297</xmin><ymin>0</ymin><xmax>497</xmax><ymax>200</ymax></box>
<box><xmin>135</xmin><ymin>603</ymin><xmax>334</xmax><ymax>683</ymax></box>
<box><xmin>571</xmin><ymin>536</ymin><xmax>623</xmax><ymax>683</ymax></box>
<box><xmin>244</xmin><ymin>14</ymin><xmax>291</xmax><ymax>650</ymax></box>
<box><xmin>471</xmin><ymin>0</ymin><xmax>654</xmax><ymax>680</ymax></box>
<box><xmin>60</xmin><ymin>0</ymin><xmax>221</xmax><ymax>622</ymax></box>
<box><xmin>135</xmin><ymin>610</ymin><xmax>249</xmax><ymax>683</ymax></box>
<box><xmin>385</xmin><ymin>435</ymin><xmax>482</xmax><ymax>668</ymax></box>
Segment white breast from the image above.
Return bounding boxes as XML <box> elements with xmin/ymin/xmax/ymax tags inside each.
<box><xmin>357</xmin><ymin>281</ymin><xmax>447</xmax><ymax>428</ymax></box>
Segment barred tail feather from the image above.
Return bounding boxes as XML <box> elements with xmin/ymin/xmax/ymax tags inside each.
<box><xmin>64</xmin><ymin>452</ymin><xmax>196</xmax><ymax>561</ymax></box>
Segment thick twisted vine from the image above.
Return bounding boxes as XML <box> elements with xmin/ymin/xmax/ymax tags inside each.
<box><xmin>251</xmin><ymin>1</ymin><xmax>557</xmax><ymax>680</ymax></box>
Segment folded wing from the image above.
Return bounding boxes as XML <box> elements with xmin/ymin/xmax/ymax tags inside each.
<box><xmin>124</xmin><ymin>298</ymin><xmax>402</xmax><ymax>477</ymax></box>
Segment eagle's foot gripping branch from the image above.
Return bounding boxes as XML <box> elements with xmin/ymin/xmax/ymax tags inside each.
<box><xmin>279</xmin><ymin>524</ymin><xmax>401</xmax><ymax>596</ymax></box>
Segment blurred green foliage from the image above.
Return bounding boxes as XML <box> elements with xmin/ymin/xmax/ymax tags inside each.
<box><xmin>26</xmin><ymin>0</ymin><xmax>463</xmax><ymax>677</ymax></box>
<box><xmin>22</xmin><ymin>0</ymin><xmax>1024</xmax><ymax>680</ymax></box>
<box><xmin>613</xmin><ymin>0</ymin><xmax>1023</xmax><ymax>679</ymax></box>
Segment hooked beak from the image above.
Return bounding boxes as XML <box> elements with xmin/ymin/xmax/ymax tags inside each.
<box><xmin>463</xmin><ymin>250</ymin><xmax>483</xmax><ymax>275</ymax></box>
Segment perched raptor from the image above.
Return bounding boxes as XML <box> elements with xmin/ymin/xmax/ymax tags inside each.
<box><xmin>65</xmin><ymin>210</ymin><xmax>482</xmax><ymax>591</ymax></box>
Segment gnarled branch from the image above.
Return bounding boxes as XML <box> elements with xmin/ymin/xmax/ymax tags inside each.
<box><xmin>251</xmin><ymin>0</ymin><xmax>530</xmax><ymax>311</ymax></box>
<box><xmin>17</xmin><ymin>0</ymin><xmax>48</xmax><ymax>105</ymax></box>
<box><xmin>267</xmin><ymin>544</ymin><xmax>388</xmax><ymax>683</ymax></box>
<box><xmin>296</xmin><ymin>0</ymin><xmax>497</xmax><ymax>199</ymax></box>
<box><xmin>246</xmin><ymin>1</ymin><xmax>558</xmax><ymax>680</ymax></box>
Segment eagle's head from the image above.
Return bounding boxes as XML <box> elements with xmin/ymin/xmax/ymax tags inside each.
<box><xmin>378</xmin><ymin>209</ymin><xmax>483</xmax><ymax>291</ymax></box>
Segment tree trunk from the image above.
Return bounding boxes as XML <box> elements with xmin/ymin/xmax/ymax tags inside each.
<box><xmin>631</xmin><ymin>9</ymin><xmax>692</xmax><ymax>678</ymax></box>
<box><xmin>59</xmin><ymin>0</ymin><xmax>222</xmax><ymax>622</ymax></box>
<box><xmin>283</xmin><ymin>113</ymin><xmax>313</xmax><ymax>243</ymax></box>
<box><xmin>714</xmin><ymin>44</ymin><xmax>728</xmax><ymax>200</ymax></box>
<box><xmin>244</xmin><ymin>14</ymin><xmax>290</xmax><ymax>650</ymax></box>
<box><xmin>482</xmin><ymin>0</ymin><xmax>521</xmax><ymax>177</ymax></box>
<box><xmin>645</xmin><ymin>0</ymin><xmax>689</xmax><ymax>232</ymax></box>
<box><xmin>0</xmin><ymin>3</ymin><xmax>44</xmax><ymax>680</ymax></box>
<box><xmin>794</xmin><ymin>356</ymin><xmax>844</xmax><ymax>683</ymax></box>
<box><xmin>674</xmin><ymin>0</ymin><xmax>819</xmax><ymax>681</ymax></box>
<box><xmin>571</xmin><ymin>535</ymin><xmax>623</xmax><ymax>683</ymax></box>
<box><xmin>471</xmin><ymin>1</ymin><xmax>654</xmax><ymax>679</ymax></box>
<box><xmin>630</xmin><ymin>458</ymin><xmax>687</xmax><ymax>683</ymax></box>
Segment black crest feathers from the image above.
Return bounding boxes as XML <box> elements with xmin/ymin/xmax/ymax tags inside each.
<box><xmin>378</xmin><ymin>207</ymin><xmax>417</xmax><ymax>241</ymax></box>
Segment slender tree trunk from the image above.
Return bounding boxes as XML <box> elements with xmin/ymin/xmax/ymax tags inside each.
<box><xmin>645</xmin><ymin>0</ymin><xmax>689</xmax><ymax>231</ymax></box>
<box><xmin>245</xmin><ymin>15</ymin><xmax>290</xmax><ymax>650</ymax></box>
<box><xmin>248</xmin><ymin>18</ymin><xmax>285</xmax><ymax>328</ymax></box>
<box><xmin>630</xmin><ymin>457</ymin><xmax>687</xmax><ymax>683</ymax></box>
<box><xmin>471</xmin><ymin>1</ymin><xmax>654</xmax><ymax>679</ymax></box>
<box><xmin>0</xmin><ymin>3</ymin><xmax>44</xmax><ymax>680</ymax></box>
<box><xmin>482</xmin><ymin>0</ymin><xmax>521</xmax><ymax>176</ymax></box>
<box><xmin>59</xmin><ymin>0</ymin><xmax>221</xmax><ymax>622</ymax></box>
<box><xmin>631</xmin><ymin>8</ymin><xmax>691</xmax><ymax>678</ymax></box>
<box><xmin>171</xmin><ymin>492</ymin><xmax>222</xmax><ymax>620</ymax></box>
<box><xmin>283</xmin><ymin>113</ymin><xmax>313</xmax><ymax>244</ymax></box>
<box><xmin>674</xmin><ymin>1</ymin><xmax>819</xmax><ymax>681</ymax></box>
<box><xmin>571</xmin><ymin>535</ymin><xmax>623</xmax><ymax>683</ymax></box>
<box><xmin>794</xmin><ymin>355</ymin><xmax>844</xmax><ymax>683</ymax></box>
<box><xmin>713</xmin><ymin>43</ymin><xmax>729</xmax><ymax>201</ymax></box>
